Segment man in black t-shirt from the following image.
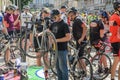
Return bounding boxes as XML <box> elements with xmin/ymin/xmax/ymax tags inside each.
<box><xmin>89</xmin><ymin>20</ymin><xmax>104</xmax><ymax>45</ymax></box>
<box><xmin>50</xmin><ymin>9</ymin><xmax>71</xmax><ymax>80</ymax></box>
<box><xmin>89</xmin><ymin>20</ymin><xmax>109</xmax><ymax>73</ymax></box>
<box><xmin>68</xmin><ymin>10</ymin><xmax>87</xmax><ymax>57</ymax></box>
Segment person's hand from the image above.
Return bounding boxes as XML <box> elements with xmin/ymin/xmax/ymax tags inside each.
<box><xmin>78</xmin><ymin>38</ymin><xmax>83</xmax><ymax>44</ymax></box>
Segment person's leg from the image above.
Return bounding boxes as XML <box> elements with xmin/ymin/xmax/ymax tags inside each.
<box><xmin>58</xmin><ymin>50</ymin><xmax>68</xmax><ymax>80</ymax></box>
<box><xmin>56</xmin><ymin>51</ymin><xmax>62</xmax><ymax>80</ymax></box>
<box><xmin>118</xmin><ymin>65</ymin><xmax>120</xmax><ymax>80</ymax></box>
<box><xmin>43</xmin><ymin>53</ymin><xmax>49</xmax><ymax>78</ymax></box>
<box><xmin>36</xmin><ymin>52</ymin><xmax>41</xmax><ymax>66</ymax></box>
<box><xmin>5</xmin><ymin>48</ymin><xmax>10</xmax><ymax>63</ymax></box>
<box><xmin>111</xmin><ymin>56</ymin><xmax>119</xmax><ymax>79</ymax></box>
<box><xmin>111</xmin><ymin>43</ymin><xmax>119</xmax><ymax>79</ymax></box>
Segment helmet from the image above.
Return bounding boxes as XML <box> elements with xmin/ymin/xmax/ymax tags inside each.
<box><xmin>23</xmin><ymin>5</ymin><xmax>30</xmax><ymax>10</ymax></box>
<box><xmin>8</xmin><ymin>5</ymin><xmax>16</xmax><ymax>11</ymax></box>
<box><xmin>61</xmin><ymin>5</ymin><xmax>67</xmax><ymax>9</ymax></box>
<box><xmin>68</xmin><ymin>7</ymin><xmax>77</xmax><ymax>15</ymax></box>
<box><xmin>51</xmin><ymin>9</ymin><xmax>60</xmax><ymax>17</ymax></box>
<box><xmin>113</xmin><ymin>1</ymin><xmax>120</xmax><ymax>10</ymax></box>
<box><xmin>70</xmin><ymin>7</ymin><xmax>77</xmax><ymax>12</ymax></box>
<box><xmin>43</xmin><ymin>7</ymin><xmax>51</xmax><ymax>13</ymax></box>
<box><xmin>100</xmin><ymin>11</ymin><xmax>108</xmax><ymax>18</ymax></box>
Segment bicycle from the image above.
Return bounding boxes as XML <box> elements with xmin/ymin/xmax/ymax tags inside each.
<box><xmin>84</xmin><ymin>40</ymin><xmax>112</xmax><ymax>80</ymax></box>
<box><xmin>19</xmin><ymin>21</ymin><xmax>58</xmax><ymax>69</ymax></box>
<box><xmin>51</xmin><ymin>41</ymin><xmax>93</xmax><ymax>80</ymax></box>
<box><xmin>0</xmin><ymin>30</ymin><xmax>22</xmax><ymax>73</ymax></box>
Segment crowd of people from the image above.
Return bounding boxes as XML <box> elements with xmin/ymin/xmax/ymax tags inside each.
<box><xmin>0</xmin><ymin>1</ymin><xmax>120</xmax><ymax>80</ymax></box>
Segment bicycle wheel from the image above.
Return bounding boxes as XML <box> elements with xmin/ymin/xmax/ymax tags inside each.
<box><xmin>43</xmin><ymin>31</ymin><xmax>58</xmax><ymax>69</ymax></box>
<box><xmin>4</xmin><ymin>46</ymin><xmax>23</xmax><ymax>66</ymax></box>
<box><xmin>20</xmin><ymin>32</ymin><xmax>41</xmax><ymax>58</ymax></box>
<box><xmin>73</xmin><ymin>56</ymin><xmax>93</xmax><ymax>80</ymax></box>
<box><xmin>91</xmin><ymin>53</ymin><xmax>111</xmax><ymax>80</ymax></box>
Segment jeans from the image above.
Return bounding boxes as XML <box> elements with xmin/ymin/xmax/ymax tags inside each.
<box><xmin>56</xmin><ymin>50</ymin><xmax>68</xmax><ymax>80</ymax></box>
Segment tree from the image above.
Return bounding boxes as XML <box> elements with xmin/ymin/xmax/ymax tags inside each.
<box><xmin>10</xmin><ymin>0</ymin><xmax>33</xmax><ymax>9</ymax></box>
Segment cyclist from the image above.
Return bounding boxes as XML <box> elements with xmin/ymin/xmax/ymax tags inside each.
<box><xmin>21</xmin><ymin>6</ymin><xmax>32</xmax><ymax>28</ymax></box>
<box><xmin>33</xmin><ymin>7</ymin><xmax>51</xmax><ymax>78</ymax></box>
<box><xmin>109</xmin><ymin>1</ymin><xmax>120</xmax><ymax>80</ymax></box>
<box><xmin>68</xmin><ymin>8</ymin><xmax>87</xmax><ymax>58</ymax></box>
<box><xmin>13</xmin><ymin>5</ymin><xmax>20</xmax><ymax>34</ymax></box>
<box><xmin>89</xmin><ymin>19</ymin><xmax>109</xmax><ymax>73</ymax></box>
<box><xmin>21</xmin><ymin>5</ymin><xmax>33</xmax><ymax>53</ymax></box>
<box><xmin>0</xmin><ymin>6</ymin><xmax>12</xmax><ymax>66</ymax></box>
<box><xmin>4</xmin><ymin>5</ymin><xmax>16</xmax><ymax>36</ymax></box>
<box><xmin>50</xmin><ymin>9</ymin><xmax>71</xmax><ymax>80</ymax></box>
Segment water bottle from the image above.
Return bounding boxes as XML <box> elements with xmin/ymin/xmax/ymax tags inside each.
<box><xmin>0</xmin><ymin>69</ymin><xmax>4</xmax><ymax>80</ymax></box>
<box><xmin>0</xmin><ymin>74</ymin><xmax>4</xmax><ymax>80</ymax></box>
<box><xmin>15</xmin><ymin>58</ymin><xmax>21</xmax><ymax>74</ymax></box>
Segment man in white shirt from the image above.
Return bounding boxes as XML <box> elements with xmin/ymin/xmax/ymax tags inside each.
<box><xmin>21</xmin><ymin>6</ymin><xmax>33</xmax><ymax>59</ymax></box>
<box><xmin>21</xmin><ymin>6</ymin><xmax>32</xmax><ymax>28</ymax></box>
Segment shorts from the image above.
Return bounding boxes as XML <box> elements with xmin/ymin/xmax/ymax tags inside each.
<box><xmin>34</xmin><ymin>36</ymin><xmax>42</xmax><ymax>52</ymax></box>
<box><xmin>76</xmin><ymin>41</ymin><xmax>86</xmax><ymax>57</ymax></box>
<box><xmin>91</xmin><ymin>39</ymin><xmax>104</xmax><ymax>51</ymax></box>
<box><xmin>111</xmin><ymin>42</ymin><xmax>120</xmax><ymax>56</ymax></box>
<box><xmin>8</xmin><ymin>31</ymin><xmax>14</xmax><ymax>36</ymax></box>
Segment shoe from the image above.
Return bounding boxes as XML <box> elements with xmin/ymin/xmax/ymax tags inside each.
<box><xmin>98</xmin><ymin>67</ymin><xmax>103</xmax><ymax>73</ymax></box>
<box><xmin>44</xmin><ymin>70</ymin><xmax>49</xmax><ymax>79</ymax></box>
<box><xmin>104</xmin><ymin>67</ymin><xmax>109</xmax><ymax>73</ymax></box>
<box><xmin>5</xmin><ymin>35</ymin><xmax>10</xmax><ymax>40</ymax></box>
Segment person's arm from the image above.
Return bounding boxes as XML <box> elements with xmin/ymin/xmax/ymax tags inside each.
<box><xmin>99</xmin><ymin>20</ymin><xmax>104</xmax><ymax>39</ymax></box>
<box><xmin>56</xmin><ymin>33</ymin><xmax>71</xmax><ymax>42</ymax></box>
<box><xmin>13</xmin><ymin>15</ymin><xmax>20</xmax><ymax>26</ymax></box>
<box><xmin>78</xmin><ymin>23</ymin><xmax>87</xmax><ymax>44</ymax></box>
<box><xmin>100</xmin><ymin>29</ymin><xmax>104</xmax><ymax>38</ymax></box>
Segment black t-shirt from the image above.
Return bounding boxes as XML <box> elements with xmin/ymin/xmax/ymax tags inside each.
<box><xmin>34</xmin><ymin>17</ymin><xmax>52</xmax><ymax>32</ymax></box>
<box><xmin>72</xmin><ymin>17</ymin><xmax>85</xmax><ymax>41</ymax></box>
<box><xmin>50</xmin><ymin>20</ymin><xmax>70</xmax><ymax>50</ymax></box>
<box><xmin>90</xmin><ymin>20</ymin><xmax>104</xmax><ymax>44</ymax></box>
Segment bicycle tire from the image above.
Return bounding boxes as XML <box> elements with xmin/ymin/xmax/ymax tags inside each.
<box><xmin>43</xmin><ymin>31</ymin><xmax>58</xmax><ymax>69</ymax></box>
<box><xmin>73</xmin><ymin>56</ymin><xmax>93</xmax><ymax>80</ymax></box>
<box><xmin>91</xmin><ymin>53</ymin><xmax>112</xmax><ymax>80</ymax></box>
<box><xmin>20</xmin><ymin>33</ymin><xmax>42</xmax><ymax>58</ymax></box>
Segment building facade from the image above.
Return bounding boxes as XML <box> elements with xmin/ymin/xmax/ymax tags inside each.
<box><xmin>31</xmin><ymin>0</ymin><xmax>54</xmax><ymax>9</ymax></box>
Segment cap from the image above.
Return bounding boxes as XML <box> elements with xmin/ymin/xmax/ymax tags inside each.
<box><xmin>61</xmin><ymin>6</ymin><xmax>67</xmax><ymax>9</ymax></box>
<box><xmin>51</xmin><ymin>9</ymin><xmax>60</xmax><ymax>17</ymax></box>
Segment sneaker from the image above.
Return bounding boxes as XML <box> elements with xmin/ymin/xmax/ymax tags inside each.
<box><xmin>104</xmin><ymin>67</ymin><xmax>109</xmax><ymax>73</ymax></box>
<box><xmin>5</xmin><ymin>35</ymin><xmax>10</xmax><ymax>40</ymax></box>
<box><xmin>98</xmin><ymin>67</ymin><xmax>103</xmax><ymax>73</ymax></box>
<box><xmin>44</xmin><ymin>70</ymin><xmax>49</xmax><ymax>79</ymax></box>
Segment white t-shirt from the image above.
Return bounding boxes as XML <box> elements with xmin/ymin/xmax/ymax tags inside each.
<box><xmin>21</xmin><ymin>12</ymin><xmax>32</xmax><ymax>28</ymax></box>
<box><xmin>61</xmin><ymin>13</ymin><xmax>67</xmax><ymax>23</ymax></box>
<box><xmin>0</xmin><ymin>12</ymin><xmax>3</xmax><ymax>30</ymax></box>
